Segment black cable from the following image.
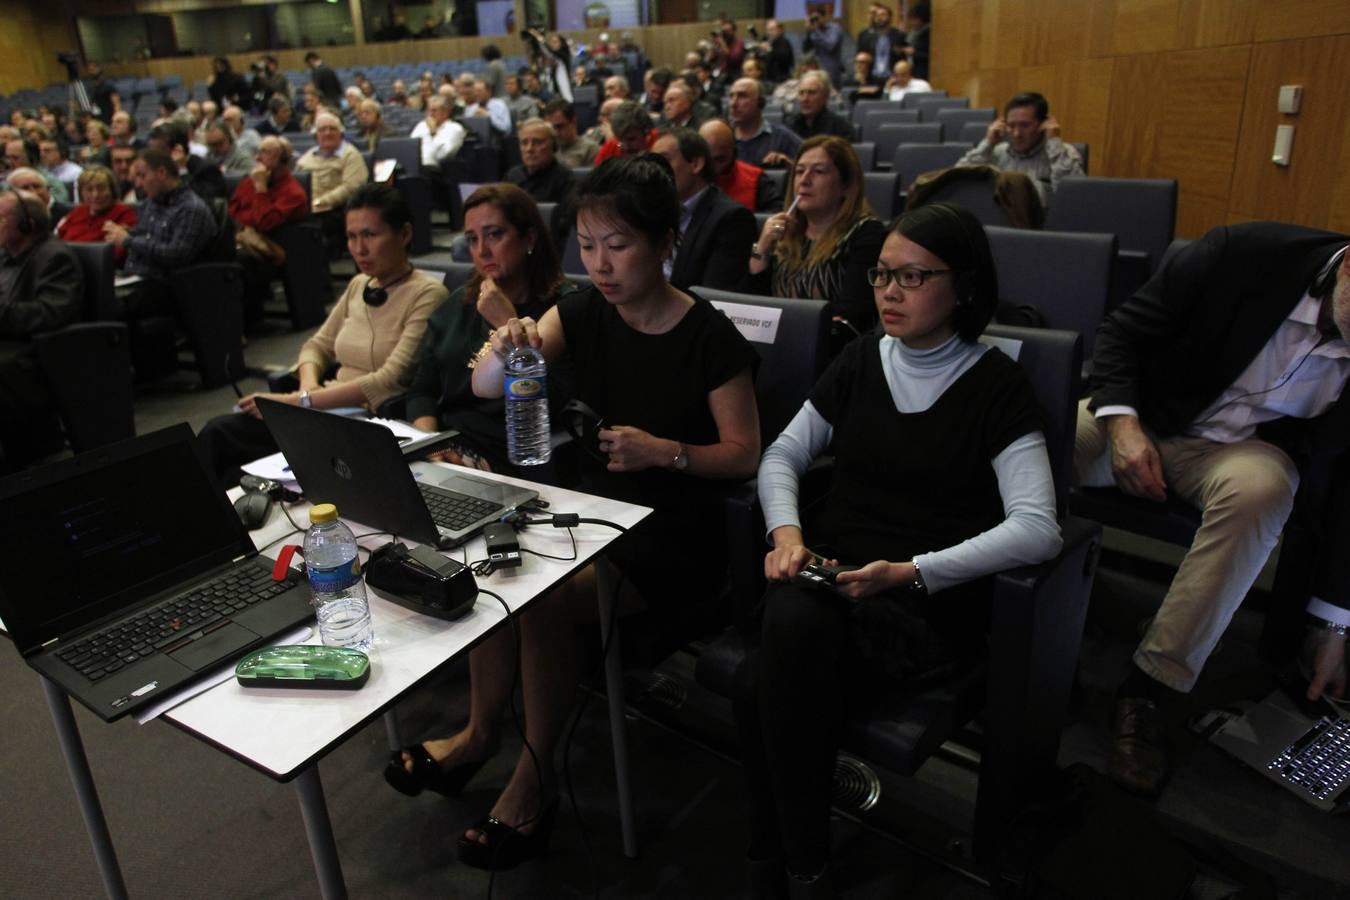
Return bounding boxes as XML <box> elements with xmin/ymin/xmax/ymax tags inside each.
<box><xmin>519</xmin><ymin>527</ymin><xmax>577</xmax><ymax>562</ymax></box>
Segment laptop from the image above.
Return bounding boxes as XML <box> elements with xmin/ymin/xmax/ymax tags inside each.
<box><xmin>0</xmin><ymin>424</ymin><xmax>314</xmax><ymax>722</ymax></box>
<box><xmin>257</xmin><ymin>400</ymin><xmax>538</xmax><ymax>549</ymax></box>
<box><xmin>1194</xmin><ymin>690</ymin><xmax>1350</xmax><ymax>813</ymax></box>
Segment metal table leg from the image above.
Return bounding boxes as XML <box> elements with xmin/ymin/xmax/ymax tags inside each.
<box><xmin>292</xmin><ymin>765</ymin><xmax>348</xmax><ymax>900</ymax></box>
<box><xmin>382</xmin><ymin>710</ymin><xmax>402</xmax><ymax>752</ymax></box>
<box><xmin>595</xmin><ymin>560</ymin><xmax>638</xmax><ymax>859</ymax></box>
<box><xmin>40</xmin><ymin>676</ymin><xmax>129</xmax><ymax>900</ymax></box>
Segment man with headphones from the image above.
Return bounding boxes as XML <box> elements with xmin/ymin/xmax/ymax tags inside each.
<box><xmin>1077</xmin><ymin>222</ymin><xmax>1350</xmax><ymax>796</ymax></box>
<box><xmin>0</xmin><ymin>188</ymin><xmax>83</xmax><ymax>467</ymax></box>
<box><xmin>727</xmin><ymin>77</ymin><xmax>801</xmax><ymax>169</ymax></box>
<box><xmin>958</xmin><ymin>91</ymin><xmax>1084</xmax><ymax>204</ymax></box>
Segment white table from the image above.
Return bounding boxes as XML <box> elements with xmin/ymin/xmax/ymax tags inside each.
<box><xmin>43</xmin><ymin>463</ymin><xmax>650</xmax><ymax>900</ymax></box>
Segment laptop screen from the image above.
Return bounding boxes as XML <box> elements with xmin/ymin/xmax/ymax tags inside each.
<box><xmin>0</xmin><ymin>426</ymin><xmax>249</xmax><ymax>652</ymax></box>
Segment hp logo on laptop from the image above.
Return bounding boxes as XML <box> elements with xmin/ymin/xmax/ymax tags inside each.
<box><xmin>331</xmin><ymin>457</ymin><xmax>354</xmax><ymax>480</ymax></box>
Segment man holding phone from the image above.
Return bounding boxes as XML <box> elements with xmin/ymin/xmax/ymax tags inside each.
<box><xmin>958</xmin><ymin>91</ymin><xmax>1084</xmax><ymax>203</ymax></box>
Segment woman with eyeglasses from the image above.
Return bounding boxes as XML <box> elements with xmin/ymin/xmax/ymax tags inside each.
<box><xmin>742</xmin><ymin>134</ymin><xmax>886</xmax><ymax>346</ymax></box>
<box><xmin>737</xmin><ymin>203</ymin><xmax>1062</xmax><ymax>897</ymax></box>
<box><xmin>403</xmin><ymin>183</ymin><xmax>576</xmax><ymax>472</ymax></box>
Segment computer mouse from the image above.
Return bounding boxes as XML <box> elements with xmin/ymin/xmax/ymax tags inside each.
<box><xmin>234</xmin><ymin>491</ymin><xmax>274</xmax><ymax>530</ymax></box>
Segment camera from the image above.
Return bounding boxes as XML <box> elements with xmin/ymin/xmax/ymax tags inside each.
<box><xmin>56</xmin><ymin>51</ymin><xmax>80</xmax><ymax>65</ymax></box>
<box><xmin>250</xmin><ymin>60</ymin><xmax>265</xmax><ymax>72</ymax></box>
<box><xmin>748</xmin><ymin>25</ymin><xmax>760</xmax><ymax>40</ymax></box>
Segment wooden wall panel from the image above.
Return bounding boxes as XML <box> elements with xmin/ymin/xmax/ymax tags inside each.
<box><xmin>0</xmin><ymin>2</ymin><xmax>77</xmax><ymax>95</ymax></box>
<box><xmin>1176</xmin><ymin>0</ymin><xmax>1255</xmax><ymax>48</ymax></box>
<box><xmin>1250</xmin><ymin>0</ymin><xmax>1350</xmax><ymax>43</ymax></box>
<box><xmin>1153</xmin><ymin>45</ymin><xmax>1249</xmax><ymax>199</ymax></box>
<box><xmin>1229</xmin><ymin>34</ymin><xmax>1350</xmax><ymax>227</ymax></box>
<box><xmin>1087</xmin><ymin>0</ymin><xmax>1183</xmax><ymax>58</ymax></box>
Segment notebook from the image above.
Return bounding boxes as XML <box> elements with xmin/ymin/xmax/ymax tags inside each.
<box><xmin>257</xmin><ymin>400</ymin><xmax>538</xmax><ymax>548</ymax></box>
<box><xmin>1195</xmin><ymin>689</ymin><xmax>1350</xmax><ymax>813</ymax></box>
<box><xmin>0</xmin><ymin>424</ymin><xmax>313</xmax><ymax>722</ymax></box>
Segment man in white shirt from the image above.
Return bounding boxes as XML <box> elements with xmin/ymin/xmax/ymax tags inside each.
<box><xmin>884</xmin><ymin>60</ymin><xmax>931</xmax><ymax>102</ymax></box>
<box><xmin>38</xmin><ymin>136</ymin><xmax>83</xmax><ymax>185</ymax></box>
<box><xmin>410</xmin><ymin>96</ymin><xmax>466</xmax><ymax>169</ymax></box>
<box><xmin>1077</xmin><ymin>223</ymin><xmax>1350</xmax><ymax>796</ymax></box>
<box><xmin>464</xmin><ymin>79</ymin><xmax>512</xmax><ymax>139</ymax></box>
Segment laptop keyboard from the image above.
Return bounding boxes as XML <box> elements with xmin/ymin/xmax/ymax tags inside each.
<box><xmin>1268</xmin><ymin>717</ymin><xmax>1350</xmax><ymax>801</ymax></box>
<box><xmin>417</xmin><ymin>483</ymin><xmax>503</xmax><ymax>531</ymax></box>
<box><xmin>56</xmin><ymin>565</ymin><xmax>294</xmax><ymax>682</ymax></box>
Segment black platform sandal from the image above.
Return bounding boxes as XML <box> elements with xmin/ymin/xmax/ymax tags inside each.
<box><xmin>456</xmin><ymin>799</ymin><xmax>559</xmax><ymax>871</ymax></box>
<box><xmin>382</xmin><ymin>744</ymin><xmax>489</xmax><ymax>798</ymax></box>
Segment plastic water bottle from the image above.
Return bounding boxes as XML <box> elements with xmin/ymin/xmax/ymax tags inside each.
<box><xmin>303</xmin><ymin>503</ymin><xmax>374</xmax><ymax>653</ymax></box>
<box><xmin>504</xmin><ymin>344</ymin><xmax>551</xmax><ymax>466</ymax></box>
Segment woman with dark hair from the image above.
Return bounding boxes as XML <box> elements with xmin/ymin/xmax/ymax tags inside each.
<box><xmin>207</xmin><ymin>56</ymin><xmax>250</xmax><ymax>108</ymax></box>
<box><xmin>384</xmin><ymin>156</ymin><xmax>761</xmax><ymax>871</ymax></box>
<box><xmin>404</xmin><ymin>183</ymin><xmax>575</xmax><ymax>471</ymax></box>
<box><xmin>743</xmin><ymin>134</ymin><xmax>886</xmax><ymax>342</ymax></box>
<box><xmin>738</xmin><ymin>203</ymin><xmax>1062</xmax><ymax>897</ymax></box>
<box><xmin>198</xmin><ymin>183</ymin><xmax>446</xmax><ymax>484</ymax></box>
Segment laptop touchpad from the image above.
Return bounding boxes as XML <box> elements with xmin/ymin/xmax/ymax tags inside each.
<box><xmin>168</xmin><ymin>622</ymin><xmax>257</xmax><ymax>671</ymax></box>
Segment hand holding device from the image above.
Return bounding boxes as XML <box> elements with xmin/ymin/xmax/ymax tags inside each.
<box><xmin>1040</xmin><ymin>115</ymin><xmax>1062</xmax><ymax>140</ymax></box>
<box><xmin>985</xmin><ymin>118</ymin><xmax>1007</xmax><ymax>145</ymax></box>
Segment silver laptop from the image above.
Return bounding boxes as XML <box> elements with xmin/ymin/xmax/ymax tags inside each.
<box><xmin>258</xmin><ymin>400</ymin><xmax>538</xmax><ymax>548</ymax></box>
<box><xmin>1195</xmin><ymin>690</ymin><xmax>1350</xmax><ymax>813</ymax></box>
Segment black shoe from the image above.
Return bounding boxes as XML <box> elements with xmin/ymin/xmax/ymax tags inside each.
<box><xmin>382</xmin><ymin>743</ymin><xmax>489</xmax><ymax>798</ymax></box>
<box><xmin>457</xmin><ymin>799</ymin><xmax>559</xmax><ymax>871</ymax></box>
<box><xmin>1109</xmin><ymin>696</ymin><xmax>1170</xmax><ymax>796</ymax></box>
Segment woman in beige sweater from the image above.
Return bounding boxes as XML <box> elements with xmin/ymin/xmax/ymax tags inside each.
<box><xmin>199</xmin><ymin>183</ymin><xmax>446</xmax><ymax>486</ymax></box>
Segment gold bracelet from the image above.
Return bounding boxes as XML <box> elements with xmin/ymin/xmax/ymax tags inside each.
<box><xmin>466</xmin><ymin>339</ymin><xmax>495</xmax><ymax>370</ymax></box>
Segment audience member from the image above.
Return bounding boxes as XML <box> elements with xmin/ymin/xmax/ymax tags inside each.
<box><xmin>405</xmin><ymin>183</ymin><xmax>576</xmax><ymax>471</ymax></box>
<box><xmin>388</xmin><ymin>79</ymin><xmax>410</xmax><ymax>106</ymax></box>
<box><xmin>228</xmin><ymin>136</ymin><xmax>308</xmax><ymax>326</ymax></box>
<box><xmin>652</xmin><ymin>127</ymin><xmax>756</xmax><ymax>290</ymax></box>
<box><xmin>857</xmin><ymin>4</ymin><xmax>909</xmax><ymax>81</ymax></box>
<box><xmin>257</xmin><ymin>96</ymin><xmax>300</xmax><ymax>136</ymax></box>
<box><xmin>740</xmin><ymin>56</ymin><xmax>771</xmax><ymax>92</ymax></box>
<box><xmin>200</xmin><ymin>184</ymin><xmax>445</xmax><ymax>485</ymax></box>
<box><xmin>0</xmin><ymin>189</ymin><xmax>83</xmax><ymax>467</ymax></box>
<box><xmin>802</xmin><ymin>10</ymin><xmax>846</xmax><ymax>86</ymax></box>
<box><xmin>885</xmin><ymin>60</ymin><xmax>931</xmax><ymax>102</ymax></box>
<box><xmin>958</xmin><ymin>91</ymin><xmax>1084</xmax><ymax>202</ymax></box>
<box><xmin>79</xmin><ymin>120</ymin><xmax>110</xmax><ymax>165</ymax></box>
<box><xmin>109</xmin><ymin>145</ymin><xmax>139</xmax><ymax>204</ymax></box>
<box><xmin>728</xmin><ymin>78</ymin><xmax>801</xmax><ymax>169</ymax></box>
<box><xmin>543</xmin><ymin>100</ymin><xmax>598</xmax><ymax>168</ymax></box>
<box><xmin>208</xmin><ymin>57</ymin><xmax>250</xmax><ymax>108</ymax></box>
<box><xmin>740</xmin><ymin>202</ymin><xmax>1060</xmax><ymax>895</ymax></box>
<box><xmin>642</xmin><ymin>67</ymin><xmax>674</xmax><ymax>115</ymax></box>
<box><xmin>843</xmin><ymin>52</ymin><xmax>884</xmax><ymax>99</ymax></box>
<box><xmin>584</xmin><ymin>98</ymin><xmax>622</xmax><ymax>147</ymax></box>
<box><xmin>905</xmin><ymin>3</ymin><xmax>932</xmax><ymax>80</ymax></box>
<box><xmin>298</xmin><ymin>84</ymin><xmax>323</xmax><ymax>132</ymax></box>
<box><xmin>147</xmin><ymin>122</ymin><xmax>227</xmax><ymax>202</ymax></box>
<box><xmin>504</xmin><ymin>119</ymin><xmax>576</xmax><ymax>206</ymax></box>
<box><xmin>762</xmin><ymin>19</ymin><xmax>795</xmax><ymax>83</ymax></box>
<box><xmin>659</xmin><ymin>82</ymin><xmax>704</xmax><ymax>130</ymax></box>
<box><xmin>411</xmin><ymin>96</ymin><xmax>467</xmax><ymax>169</ymax></box>
<box><xmin>304</xmin><ymin>51</ymin><xmax>343</xmax><ymax>108</ymax></box>
<box><xmin>504</xmin><ymin>75</ymin><xmax>541</xmax><ymax>124</ymax></box>
<box><xmin>593</xmin><ymin>101</ymin><xmax>657</xmax><ymax>165</ymax></box>
<box><xmin>6</xmin><ymin>141</ymin><xmax>68</xmax><ymax>204</ymax></box>
<box><xmin>785</xmin><ymin>72</ymin><xmax>853</xmax><ymax>141</ymax></box>
<box><xmin>1075</xmin><ymin>223</ymin><xmax>1350</xmax><ymax>795</ymax></box>
<box><xmin>56</xmin><ymin>165</ymin><xmax>137</xmax><ymax>263</ymax></box>
<box><xmin>744</xmin><ymin>135</ymin><xmax>885</xmax><ymax>336</ymax></box>
<box><xmin>603</xmin><ymin>75</ymin><xmax>630</xmax><ymax>101</ymax></box>
<box><xmin>251</xmin><ymin>55</ymin><xmax>290</xmax><ymax>112</ymax></box>
<box><xmin>296</xmin><ymin>112</ymin><xmax>369</xmax><ymax>243</ymax></box>
<box><xmin>39</xmin><ymin>135</ymin><xmax>82</xmax><ymax>189</ymax></box>
<box><xmin>481</xmin><ymin>45</ymin><xmax>508</xmax><ymax>98</ymax></box>
<box><xmin>354</xmin><ymin>100</ymin><xmax>394</xmax><ymax>154</ymax></box>
<box><xmin>466</xmin><ymin>79</ymin><xmax>512</xmax><ymax>138</ymax></box>
<box><xmin>415</xmin><ymin>156</ymin><xmax>757</xmax><ymax>872</ymax></box>
<box><xmin>699</xmin><ymin>120</ymin><xmax>782</xmax><ymax>213</ymax></box>
<box><xmin>203</xmin><ymin>122</ymin><xmax>253</xmax><ymax>177</ymax></box>
<box><xmin>109</xmin><ymin>110</ymin><xmax>144</xmax><ymax>150</ymax></box>
<box><xmin>222</xmin><ymin>106</ymin><xmax>261</xmax><ymax>158</ymax></box>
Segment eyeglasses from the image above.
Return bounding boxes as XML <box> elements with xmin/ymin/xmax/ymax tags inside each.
<box><xmin>867</xmin><ymin>266</ymin><xmax>952</xmax><ymax>288</ymax></box>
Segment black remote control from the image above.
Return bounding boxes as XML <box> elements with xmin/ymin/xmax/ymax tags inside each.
<box><xmin>795</xmin><ymin>563</ymin><xmax>859</xmax><ymax>589</ymax></box>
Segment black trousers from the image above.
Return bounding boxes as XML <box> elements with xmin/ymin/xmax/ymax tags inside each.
<box><xmin>0</xmin><ymin>341</ymin><xmax>62</xmax><ymax>469</ymax></box>
<box><xmin>198</xmin><ymin>411</ymin><xmax>278</xmax><ymax>488</ymax></box>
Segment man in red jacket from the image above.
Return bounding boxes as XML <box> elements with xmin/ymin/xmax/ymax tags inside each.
<box><xmin>699</xmin><ymin>119</ymin><xmax>782</xmax><ymax>213</ymax></box>
<box><xmin>226</xmin><ymin>135</ymin><xmax>308</xmax><ymax>327</ymax></box>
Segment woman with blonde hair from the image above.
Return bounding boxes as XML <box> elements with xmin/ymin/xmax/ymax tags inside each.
<box><xmin>743</xmin><ymin>134</ymin><xmax>886</xmax><ymax>341</ymax></box>
<box><xmin>56</xmin><ymin>164</ymin><xmax>137</xmax><ymax>262</ymax></box>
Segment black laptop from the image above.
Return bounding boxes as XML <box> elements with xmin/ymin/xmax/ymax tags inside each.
<box><xmin>0</xmin><ymin>424</ymin><xmax>313</xmax><ymax>722</ymax></box>
<box><xmin>257</xmin><ymin>400</ymin><xmax>538</xmax><ymax>548</ymax></box>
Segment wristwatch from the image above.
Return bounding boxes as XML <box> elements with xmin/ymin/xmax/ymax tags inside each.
<box><xmin>907</xmin><ymin>559</ymin><xmax>927</xmax><ymax>594</ymax></box>
<box><xmin>749</xmin><ymin>244</ymin><xmax>767</xmax><ymax>261</ymax></box>
<box><xmin>298</xmin><ymin>390</ymin><xmax>312</xmax><ymax>409</ymax></box>
<box><xmin>1312</xmin><ymin>615</ymin><xmax>1349</xmax><ymax>636</ymax></box>
<box><xmin>671</xmin><ymin>442</ymin><xmax>688</xmax><ymax>471</ymax></box>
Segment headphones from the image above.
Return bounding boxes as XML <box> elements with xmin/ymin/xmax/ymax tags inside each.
<box><xmin>362</xmin><ymin>268</ymin><xmax>414</xmax><ymax>307</ymax></box>
<box><xmin>3</xmin><ymin>188</ymin><xmax>34</xmax><ymax>235</ymax></box>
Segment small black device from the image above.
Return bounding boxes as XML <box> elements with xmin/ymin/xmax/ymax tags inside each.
<box><xmin>795</xmin><ymin>563</ymin><xmax>859</xmax><ymax>591</ymax></box>
<box><xmin>233</xmin><ymin>491</ymin><xmax>273</xmax><ymax>530</ymax></box>
<box><xmin>239</xmin><ymin>473</ymin><xmax>301</xmax><ymax>502</ymax></box>
<box><xmin>483</xmin><ymin>522</ymin><xmax>522</xmax><ymax>569</ymax></box>
<box><xmin>365</xmin><ymin>541</ymin><xmax>478</xmax><ymax>620</ymax></box>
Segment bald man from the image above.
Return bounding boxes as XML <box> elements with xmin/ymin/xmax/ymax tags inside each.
<box><xmin>699</xmin><ymin>120</ymin><xmax>782</xmax><ymax>213</ymax></box>
<box><xmin>727</xmin><ymin>77</ymin><xmax>801</xmax><ymax>169</ymax></box>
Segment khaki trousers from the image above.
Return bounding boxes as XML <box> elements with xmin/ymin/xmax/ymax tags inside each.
<box><xmin>1074</xmin><ymin>399</ymin><xmax>1300</xmax><ymax>691</ymax></box>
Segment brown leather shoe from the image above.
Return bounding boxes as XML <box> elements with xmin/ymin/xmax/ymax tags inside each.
<box><xmin>1109</xmin><ymin>696</ymin><xmax>1170</xmax><ymax>796</ymax></box>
